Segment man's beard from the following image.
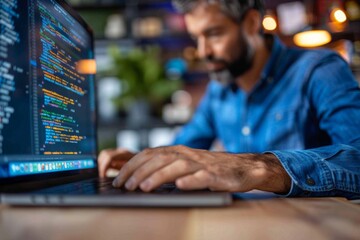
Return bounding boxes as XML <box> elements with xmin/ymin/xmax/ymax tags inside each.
<box><xmin>205</xmin><ymin>32</ymin><xmax>254</xmax><ymax>86</ymax></box>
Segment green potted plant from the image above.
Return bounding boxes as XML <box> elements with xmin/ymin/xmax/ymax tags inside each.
<box><xmin>108</xmin><ymin>45</ymin><xmax>182</xmax><ymax>127</ymax></box>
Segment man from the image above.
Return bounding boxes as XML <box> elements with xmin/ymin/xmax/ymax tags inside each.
<box><xmin>98</xmin><ymin>0</ymin><xmax>360</xmax><ymax>198</ymax></box>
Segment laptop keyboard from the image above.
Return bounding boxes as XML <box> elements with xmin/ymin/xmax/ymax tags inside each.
<box><xmin>34</xmin><ymin>178</ymin><xmax>184</xmax><ymax>195</ymax></box>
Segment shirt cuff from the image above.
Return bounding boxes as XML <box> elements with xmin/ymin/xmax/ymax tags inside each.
<box><xmin>264</xmin><ymin>150</ymin><xmax>335</xmax><ymax>197</ymax></box>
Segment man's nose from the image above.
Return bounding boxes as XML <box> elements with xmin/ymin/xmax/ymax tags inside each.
<box><xmin>197</xmin><ymin>38</ymin><xmax>212</xmax><ymax>60</ymax></box>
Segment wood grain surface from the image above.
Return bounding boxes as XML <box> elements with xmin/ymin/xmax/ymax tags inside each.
<box><xmin>1</xmin><ymin>198</ymin><xmax>359</xmax><ymax>240</ymax></box>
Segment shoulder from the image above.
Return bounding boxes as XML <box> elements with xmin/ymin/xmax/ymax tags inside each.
<box><xmin>303</xmin><ymin>49</ymin><xmax>359</xmax><ymax>105</ymax></box>
<box><xmin>305</xmin><ymin>49</ymin><xmax>355</xmax><ymax>87</ymax></box>
<box><xmin>286</xmin><ymin>47</ymin><xmax>344</xmax><ymax>71</ymax></box>
<box><xmin>272</xmin><ymin>46</ymin><xmax>345</xmax><ymax>86</ymax></box>
<box><xmin>283</xmin><ymin>47</ymin><xmax>353</xmax><ymax>86</ymax></box>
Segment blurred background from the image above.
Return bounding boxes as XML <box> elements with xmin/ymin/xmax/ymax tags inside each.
<box><xmin>66</xmin><ymin>0</ymin><xmax>360</xmax><ymax>152</ymax></box>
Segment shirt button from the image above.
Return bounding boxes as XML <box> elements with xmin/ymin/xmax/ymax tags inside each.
<box><xmin>242</xmin><ymin>126</ymin><xmax>251</xmax><ymax>136</ymax></box>
<box><xmin>275</xmin><ymin>113</ymin><xmax>283</xmax><ymax>121</ymax></box>
<box><xmin>306</xmin><ymin>177</ymin><xmax>315</xmax><ymax>186</ymax></box>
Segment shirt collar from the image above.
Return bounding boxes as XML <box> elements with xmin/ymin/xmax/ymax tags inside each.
<box><xmin>260</xmin><ymin>34</ymin><xmax>286</xmax><ymax>83</ymax></box>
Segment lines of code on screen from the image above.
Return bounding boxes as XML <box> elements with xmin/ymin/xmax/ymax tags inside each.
<box><xmin>0</xmin><ymin>0</ymin><xmax>96</xmax><ymax>157</ymax></box>
<box><xmin>34</xmin><ymin>0</ymin><xmax>95</xmax><ymax>156</ymax></box>
<box><xmin>0</xmin><ymin>0</ymin><xmax>31</xmax><ymax>154</ymax></box>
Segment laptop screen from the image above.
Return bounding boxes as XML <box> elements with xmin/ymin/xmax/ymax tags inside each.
<box><xmin>0</xmin><ymin>0</ymin><xmax>97</xmax><ymax>179</ymax></box>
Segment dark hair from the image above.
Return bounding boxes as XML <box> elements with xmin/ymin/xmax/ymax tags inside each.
<box><xmin>172</xmin><ymin>0</ymin><xmax>265</xmax><ymax>21</ymax></box>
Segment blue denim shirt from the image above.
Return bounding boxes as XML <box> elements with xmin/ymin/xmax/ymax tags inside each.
<box><xmin>173</xmin><ymin>36</ymin><xmax>360</xmax><ymax>199</ymax></box>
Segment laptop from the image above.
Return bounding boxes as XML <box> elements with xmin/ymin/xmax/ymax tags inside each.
<box><xmin>0</xmin><ymin>0</ymin><xmax>232</xmax><ymax>207</ymax></box>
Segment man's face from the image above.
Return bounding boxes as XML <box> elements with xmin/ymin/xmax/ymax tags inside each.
<box><xmin>184</xmin><ymin>3</ymin><xmax>254</xmax><ymax>81</ymax></box>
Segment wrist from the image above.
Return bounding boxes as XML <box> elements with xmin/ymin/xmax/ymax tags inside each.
<box><xmin>255</xmin><ymin>153</ymin><xmax>291</xmax><ymax>194</ymax></box>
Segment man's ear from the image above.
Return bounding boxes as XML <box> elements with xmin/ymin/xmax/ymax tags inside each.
<box><xmin>242</xmin><ymin>9</ymin><xmax>262</xmax><ymax>36</ymax></box>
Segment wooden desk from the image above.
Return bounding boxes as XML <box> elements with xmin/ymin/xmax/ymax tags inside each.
<box><xmin>1</xmin><ymin>198</ymin><xmax>359</xmax><ymax>240</ymax></box>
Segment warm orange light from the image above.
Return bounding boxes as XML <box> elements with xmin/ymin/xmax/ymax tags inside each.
<box><xmin>76</xmin><ymin>59</ymin><xmax>97</xmax><ymax>74</ymax></box>
<box><xmin>262</xmin><ymin>15</ymin><xmax>277</xmax><ymax>31</ymax></box>
<box><xmin>331</xmin><ymin>8</ymin><xmax>347</xmax><ymax>23</ymax></box>
<box><xmin>293</xmin><ymin>30</ymin><xmax>332</xmax><ymax>48</ymax></box>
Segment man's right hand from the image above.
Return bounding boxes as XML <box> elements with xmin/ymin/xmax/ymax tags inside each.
<box><xmin>97</xmin><ymin>148</ymin><xmax>136</xmax><ymax>178</ymax></box>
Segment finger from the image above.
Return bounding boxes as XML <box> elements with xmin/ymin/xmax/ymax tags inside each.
<box><xmin>175</xmin><ymin>170</ymin><xmax>214</xmax><ymax>190</ymax></box>
<box><xmin>98</xmin><ymin>149</ymin><xmax>132</xmax><ymax>178</ymax></box>
<box><xmin>119</xmin><ymin>155</ymin><xmax>173</xmax><ymax>190</ymax></box>
<box><xmin>138</xmin><ymin>159</ymin><xmax>203</xmax><ymax>192</ymax></box>
<box><xmin>112</xmin><ymin>150</ymin><xmax>153</xmax><ymax>188</ymax></box>
<box><xmin>98</xmin><ymin>149</ymin><xmax>116</xmax><ymax>178</ymax></box>
<box><xmin>109</xmin><ymin>159</ymin><xmax>126</xmax><ymax>169</ymax></box>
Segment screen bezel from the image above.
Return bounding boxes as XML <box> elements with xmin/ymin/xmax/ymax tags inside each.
<box><xmin>0</xmin><ymin>0</ymin><xmax>99</xmax><ymax>186</ymax></box>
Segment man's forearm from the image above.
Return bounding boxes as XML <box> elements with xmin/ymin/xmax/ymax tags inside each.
<box><xmin>252</xmin><ymin>153</ymin><xmax>291</xmax><ymax>194</ymax></box>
